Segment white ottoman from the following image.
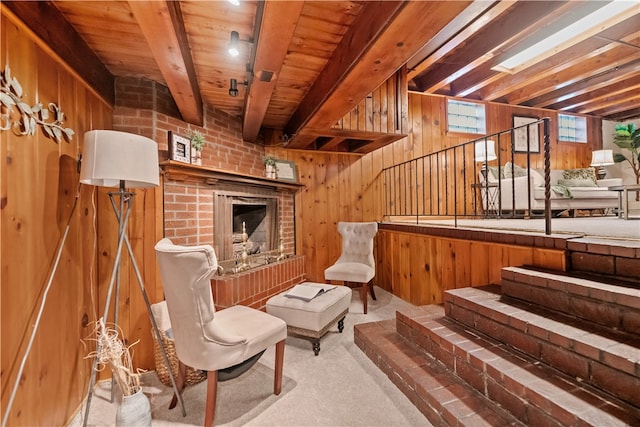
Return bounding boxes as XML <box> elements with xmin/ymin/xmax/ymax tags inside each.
<box><xmin>266</xmin><ymin>283</ymin><xmax>351</xmax><ymax>355</ymax></box>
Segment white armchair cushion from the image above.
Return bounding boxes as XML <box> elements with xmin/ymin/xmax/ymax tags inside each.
<box><xmin>325</xmin><ymin>262</ymin><xmax>374</xmax><ymax>283</ymax></box>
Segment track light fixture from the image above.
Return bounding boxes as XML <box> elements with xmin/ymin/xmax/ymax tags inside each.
<box><xmin>228</xmin><ymin>31</ymin><xmax>240</xmax><ymax>57</ymax></box>
<box><xmin>228</xmin><ymin>78</ymin><xmax>247</xmax><ymax>97</ymax></box>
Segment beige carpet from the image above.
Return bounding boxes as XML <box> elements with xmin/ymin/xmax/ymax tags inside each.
<box><xmin>70</xmin><ymin>287</ymin><xmax>430</xmax><ymax>427</ymax></box>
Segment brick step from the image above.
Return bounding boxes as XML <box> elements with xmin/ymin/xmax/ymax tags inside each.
<box><xmin>395</xmin><ymin>305</ymin><xmax>640</xmax><ymax>426</ymax></box>
<box><xmin>444</xmin><ymin>285</ymin><xmax>640</xmax><ymax>409</ymax></box>
<box><xmin>567</xmin><ymin>236</ymin><xmax>640</xmax><ymax>280</ymax></box>
<box><xmin>501</xmin><ymin>266</ymin><xmax>640</xmax><ymax>335</ymax></box>
<box><xmin>354</xmin><ymin>317</ymin><xmax>524</xmax><ymax>427</ymax></box>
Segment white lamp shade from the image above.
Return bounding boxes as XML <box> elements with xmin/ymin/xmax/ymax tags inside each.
<box><xmin>475</xmin><ymin>140</ymin><xmax>497</xmax><ymax>162</ymax></box>
<box><xmin>590</xmin><ymin>149</ymin><xmax>614</xmax><ymax>167</ymax></box>
<box><xmin>80</xmin><ymin>130</ymin><xmax>159</xmax><ymax>188</ymax></box>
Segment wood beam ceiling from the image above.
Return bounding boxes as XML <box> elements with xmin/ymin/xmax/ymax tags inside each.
<box><xmin>285</xmin><ymin>1</ymin><xmax>473</xmax><ymax>150</ymax></box>
<box><xmin>128</xmin><ymin>0</ymin><xmax>203</xmax><ymax>125</ymax></box>
<box><xmin>242</xmin><ymin>1</ymin><xmax>304</xmax><ymax>143</ymax></box>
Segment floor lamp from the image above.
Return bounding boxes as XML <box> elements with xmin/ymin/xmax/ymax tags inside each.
<box><xmin>79</xmin><ymin>130</ymin><xmax>185</xmax><ymax>426</ymax></box>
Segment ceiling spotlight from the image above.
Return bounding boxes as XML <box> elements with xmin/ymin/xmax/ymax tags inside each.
<box><xmin>228</xmin><ymin>78</ymin><xmax>248</xmax><ymax>97</ymax></box>
<box><xmin>228</xmin><ymin>31</ymin><xmax>240</xmax><ymax>57</ymax></box>
<box><xmin>229</xmin><ymin>78</ymin><xmax>239</xmax><ymax>97</ymax></box>
<box><xmin>228</xmin><ymin>0</ymin><xmax>240</xmax><ymax>5</ymax></box>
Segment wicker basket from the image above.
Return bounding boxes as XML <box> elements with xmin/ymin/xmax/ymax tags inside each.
<box><xmin>151</xmin><ymin>328</ymin><xmax>207</xmax><ymax>387</ymax></box>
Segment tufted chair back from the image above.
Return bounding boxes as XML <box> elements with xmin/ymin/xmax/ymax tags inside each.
<box><xmin>324</xmin><ymin>222</ymin><xmax>378</xmax><ymax>313</ymax></box>
<box><xmin>335</xmin><ymin>221</ymin><xmax>377</xmax><ymax>268</ymax></box>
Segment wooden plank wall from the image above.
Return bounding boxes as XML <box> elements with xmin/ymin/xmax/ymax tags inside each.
<box><xmin>0</xmin><ymin>9</ymin><xmax>159</xmax><ymax>426</ymax></box>
<box><xmin>274</xmin><ymin>92</ymin><xmax>598</xmax><ymax>285</ymax></box>
<box><xmin>333</xmin><ymin>68</ymin><xmax>407</xmax><ymax>135</ymax></box>
<box><xmin>376</xmin><ymin>229</ymin><xmax>566</xmax><ymax>306</ymax></box>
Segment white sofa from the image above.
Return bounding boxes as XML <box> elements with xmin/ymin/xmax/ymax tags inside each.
<box><xmin>480</xmin><ymin>167</ymin><xmax>622</xmax><ymax>215</ymax></box>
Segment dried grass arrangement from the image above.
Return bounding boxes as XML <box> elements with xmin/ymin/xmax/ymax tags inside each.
<box><xmin>85</xmin><ymin>319</ymin><xmax>142</xmax><ymax>396</ymax></box>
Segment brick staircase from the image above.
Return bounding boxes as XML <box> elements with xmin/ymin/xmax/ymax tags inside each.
<box><xmin>355</xmin><ymin>264</ymin><xmax>640</xmax><ymax>426</ymax></box>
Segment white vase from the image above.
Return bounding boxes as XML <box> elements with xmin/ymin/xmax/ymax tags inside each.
<box><xmin>116</xmin><ymin>389</ymin><xmax>151</xmax><ymax>427</ymax></box>
<box><xmin>191</xmin><ymin>147</ymin><xmax>202</xmax><ymax>165</ymax></box>
<box><xmin>265</xmin><ymin>164</ymin><xmax>276</xmax><ymax>179</ymax></box>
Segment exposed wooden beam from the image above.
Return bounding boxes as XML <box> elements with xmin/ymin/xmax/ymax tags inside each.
<box><xmin>242</xmin><ymin>1</ymin><xmax>304</xmax><ymax>143</ymax></box>
<box><xmin>128</xmin><ymin>0</ymin><xmax>203</xmax><ymax>125</ymax></box>
<box><xmin>2</xmin><ymin>1</ymin><xmax>114</xmax><ymax>105</ymax></box>
<box><xmin>285</xmin><ymin>1</ymin><xmax>471</xmax><ymax>149</ymax></box>
<box><xmin>412</xmin><ymin>1</ymin><xmax>569</xmax><ymax>93</ymax></box>
<box><xmin>284</xmin><ymin>1</ymin><xmax>406</xmax><ymax>144</ymax></box>
<box><xmin>524</xmin><ymin>58</ymin><xmax>640</xmax><ymax>109</ymax></box>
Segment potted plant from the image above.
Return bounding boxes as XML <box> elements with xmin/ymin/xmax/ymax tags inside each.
<box><xmin>613</xmin><ymin>123</ymin><xmax>640</xmax><ymax>199</ymax></box>
<box><xmin>188</xmin><ymin>129</ymin><xmax>205</xmax><ymax>165</ymax></box>
<box><xmin>85</xmin><ymin>319</ymin><xmax>151</xmax><ymax>426</ymax></box>
<box><xmin>263</xmin><ymin>155</ymin><xmax>277</xmax><ymax>178</ymax></box>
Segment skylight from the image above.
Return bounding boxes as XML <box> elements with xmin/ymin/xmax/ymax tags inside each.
<box><xmin>494</xmin><ymin>0</ymin><xmax>639</xmax><ymax>73</ymax></box>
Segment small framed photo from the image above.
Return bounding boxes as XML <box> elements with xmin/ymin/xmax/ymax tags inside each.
<box><xmin>168</xmin><ymin>131</ymin><xmax>191</xmax><ymax>163</ymax></box>
<box><xmin>512</xmin><ymin>115</ymin><xmax>540</xmax><ymax>153</ymax></box>
<box><xmin>274</xmin><ymin>159</ymin><xmax>298</xmax><ymax>183</ymax></box>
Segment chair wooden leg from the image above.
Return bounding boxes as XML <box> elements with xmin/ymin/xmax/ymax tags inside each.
<box><xmin>369</xmin><ymin>281</ymin><xmax>376</xmax><ymax>300</ymax></box>
<box><xmin>169</xmin><ymin>361</ymin><xmax>187</xmax><ymax>409</ymax></box>
<box><xmin>361</xmin><ymin>283</ymin><xmax>368</xmax><ymax>314</ymax></box>
<box><xmin>274</xmin><ymin>339</ymin><xmax>285</xmax><ymax>395</ymax></box>
<box><xmin>204</xmin><ymin>370</ymin><xmax>218</xmax><ymax>427</ymax></box>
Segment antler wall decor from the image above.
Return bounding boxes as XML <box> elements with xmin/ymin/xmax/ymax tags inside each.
<box><xmin>0</xmin><ymin>65</ymin><xmax>74</xmax><ymax>143</ymax></box>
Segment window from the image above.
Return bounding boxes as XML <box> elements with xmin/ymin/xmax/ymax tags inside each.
<box><xmin>447</xmin><ymin>99</ymin><xmax>486</xmax><ymax>134</ymax></box>
<box><xmin>558</xmin><ymin>114</ymin><xmax>587</xmax><ymax>143</ymax></box>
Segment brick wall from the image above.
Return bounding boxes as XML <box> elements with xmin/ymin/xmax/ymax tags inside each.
<box><xmin>113</xmin><ymin>76</ymin><xmax>296</xmax><ymax>256</ymax></box>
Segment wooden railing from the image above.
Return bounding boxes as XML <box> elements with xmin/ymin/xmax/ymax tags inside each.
<box><xmin>382</xmin><ymin>118</ymin><xmax>553</xmax><ymax>234</ymax></box>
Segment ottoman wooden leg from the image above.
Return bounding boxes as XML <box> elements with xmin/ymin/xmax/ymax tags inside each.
<box><xmin>338</xmin><ymin>317</ymin><xmax>345</xmax><ymax>333</ymax></box>
<box><xmin>312</xmin><ymin>339</ymin><xmax>320</xmax><ymax>356</ymax></box>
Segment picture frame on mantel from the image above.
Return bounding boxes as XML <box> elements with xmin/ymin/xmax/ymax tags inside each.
<box><xmin>512</xmin><ymin>115</ymin><xmax>540</xmax><ymax>153</ymax></box>
<box><xmin>168</xmin><ymin>131</ymin><xmax>191</xmax><ymax>163</ymax></box>
<box><xmin>274</xmin><ymin>159</ymin><xmax>298</xmax><ymax>183</ymax></box>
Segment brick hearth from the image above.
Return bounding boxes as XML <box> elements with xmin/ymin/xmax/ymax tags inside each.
<box><xmin>211</xmin><ymin>255</ymin><xmax>306</xmax><ymax>311</ymax></box>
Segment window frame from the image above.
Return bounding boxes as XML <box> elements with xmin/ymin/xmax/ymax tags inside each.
<box><xmin>557</xmin><ymin>113</ymin><xmax>587</xmax><ymax>143</ymax></box>
<box><xmin>446</xmin><ymin>98</ymin><xmax>487</xmax><ymax>136</ymax></box>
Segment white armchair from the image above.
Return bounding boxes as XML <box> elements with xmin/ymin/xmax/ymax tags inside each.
<box><xmin>154</xmin><ymin>238</ymin><xmax>287</xmax><ymax>427</ymax></box>
<box><xmin>324</xmin><ymin>222</ymin><xmax>378</xmax><ymax>314</ymax></box>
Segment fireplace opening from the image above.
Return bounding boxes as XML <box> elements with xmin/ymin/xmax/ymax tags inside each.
<box><xmin>214</xmin><ymin>191</ymin><xmax>278</xmax><ymax>262</ymax></box>
<box><xmin>233</xmin><ymin>204</ymin><xmax>267</xmax><ymax>256</ymax></box>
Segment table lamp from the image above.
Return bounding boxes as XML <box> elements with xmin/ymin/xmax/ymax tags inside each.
<box><xmin>475</xmin><ymin>139</ymin><xmax>497</xmax><ymax>181</ymax></box>
<box><xmin>590</xmin><ymin>149</ymin><xmax>614</xmax><ymax>180</ymax></box>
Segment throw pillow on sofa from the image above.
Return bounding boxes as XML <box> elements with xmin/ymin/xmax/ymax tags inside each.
<box><xmin>562</xmin><ymin>167</ymin><xmax>597</xmax><ymax>184</ymax></box>
<box><xmin>557</xmin><ymin>178</ymin><xmax>598</xmax><ymax>187</ymax></box>
<box><xmin>504</xmin><ymin>162</ymin><xmax>527</xmax><ymax>178</ymax></box>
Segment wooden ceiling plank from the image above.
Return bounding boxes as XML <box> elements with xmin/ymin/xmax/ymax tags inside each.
<box><xmin>243</xmin><ymin>1</ymin><xmax>304</xmax><ymax>143</ymax></box>
<box><xmin>284</xmin><ymin>1</ymin><xmax>406</xmax><ymax>147</ymax></box>
<box><xmin>128</xmin><ymin>0</ymin><xmax>203</xmax><ymax>125</ymax></box>
<box><xmin>521</xmin><ymin>56</ymin><xmax>640</xmax><ymax>109</ymax></box>
<box><xmin>405</xmin><ymin>1</ymin><xmax>503</xmax><ymax>80</ymax></box>
<box><xmin>286</xmin><ymin>1</ymin><xmax>472</xmax><ymax>150</ymax></box>
<box><xmin>551</xmin><ymin>75</ymin><xmax>640</xmax><ymax>112</ymax></box>
<box><xmin>3</xmin><ymin>1</ymin><xmax>114</xmax><ymax>104</ymax></box>
<box><xmin>411</xmin><ymin>1</ymin><xmax>569</xmax><ymax>93</ymax></box>
<box><xmin>477</xmin><ymin>18</ymin><xmax>640</xmax><ymax>103</ymax></box>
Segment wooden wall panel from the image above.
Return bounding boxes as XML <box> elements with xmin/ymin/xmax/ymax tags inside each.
<box><xmin>283</xmin><ymin>92</ymin><xmax>593</xmax><ymax>285</ymax></box>
<box><xmin>0</xmin><ymin>10</ymin><xmax>117</xmax><ymax>426</ymax></box>
<box><xmin>375</xmin><ymin>230</ymin><xmax>566</xmax><ymax>306</ymax></box>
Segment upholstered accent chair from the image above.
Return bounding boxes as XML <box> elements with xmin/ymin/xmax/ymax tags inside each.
<box><xmin>324</xmin><ymin>222</ymin><xmax>379</xmax><ymax>314</ymax></box>
<box><xmin>154</xmin><ymin>238</ymin><xmax>287</xmax><ymax>427</ymax></box>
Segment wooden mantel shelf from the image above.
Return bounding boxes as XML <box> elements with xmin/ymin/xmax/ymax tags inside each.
<box><xmin>160</xmin><ymin>161</ymin><xmax>304</xmax><ymax>192</ymax></box>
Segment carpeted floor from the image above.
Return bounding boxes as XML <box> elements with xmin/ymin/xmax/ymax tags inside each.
<box><xmin>71</xmin><ymin>287</ymin><xmax>430</xmax><ymax>427</ymax></box>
